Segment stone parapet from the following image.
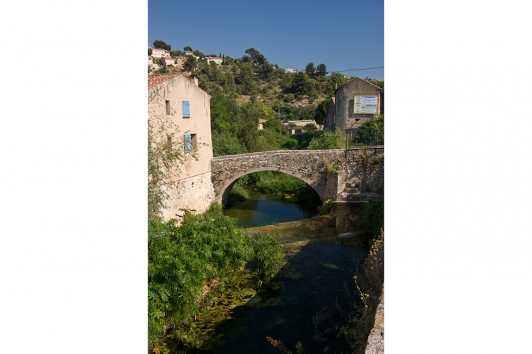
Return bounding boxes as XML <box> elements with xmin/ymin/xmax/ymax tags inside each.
<box><xmin>365</xmin><ymin>288</ymin><xmax>384</xmax><ymax>354</ymax></box>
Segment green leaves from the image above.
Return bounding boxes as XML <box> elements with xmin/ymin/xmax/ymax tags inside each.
<box><xmin>148</xmin><ymin>205</ymin><xmax>286</xmax><ymax>350</ymax></box>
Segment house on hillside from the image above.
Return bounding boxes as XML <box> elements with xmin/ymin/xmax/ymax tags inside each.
<box><xmin>148</xmin><ymin>74</ymin><xmax>214</xmax><ymax>220</ymax></box>
<box><xmin>282</xmin><ymin>120</ymin><xmax>320</xmax><ymax>136</ymax></box>
<box><xmin>324</xmin><ymin>77</ymin><xmax>383</xmax><ymax>132</ymax></box>
<box><xmin>151</xmin><ymin>47</ymin><xmax>170</xmax><ymax>58</ymax></box>
<box><xmin>205</xmin><ymin>56</ymin><xmax>223</xmax><ymax>65</ymax></box>
<box><xmin>257</xmin><ymin>119</ymin><xmax>267</xmax><ymax>130</ymax></box>
<box><xmin>161</xmin><ymin>56</ymin><xmax>176</xmax><ymax>66</ymax></box>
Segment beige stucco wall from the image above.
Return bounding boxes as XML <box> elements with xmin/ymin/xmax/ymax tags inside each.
<box><xmin>151</xmin><ymin>49</ymin><xmax>170</xmax><ymax>58</ymax></box>
<box><xmin>148</xmin><ymin>75</ymin><xmax>214</xmax><ymax>218</ymax></box>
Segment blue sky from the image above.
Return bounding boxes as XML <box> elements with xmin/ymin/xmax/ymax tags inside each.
<box><xmin>148</xmin><ymin>0</ymin><xmax>384</xmax><ymax>80</ymax></box>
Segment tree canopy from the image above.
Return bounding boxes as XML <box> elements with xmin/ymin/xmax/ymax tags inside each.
<box><xmin>316</xmin><ymin>63</ymin><xmax>328</xmax><ymax>77</ymax></box>
<box><xmin>244</xmin><ymin>48</ymin><xmax>266</xmax><ymax>65</ymax></box>
<box><xmin>314</xmin><ymin>98</ymin><xmax>331</xmax><ymax>126</ymax></box>
<box><xmin>153</xmin><ymin>40</ymin><xmax>171</xmax><ymax>51</ymax></box>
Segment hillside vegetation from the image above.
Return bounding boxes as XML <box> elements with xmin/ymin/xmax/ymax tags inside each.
<box><xmin>150</xmin><ymin>43</ymin><xmax>384</xmax><ymax>155</ymax></box>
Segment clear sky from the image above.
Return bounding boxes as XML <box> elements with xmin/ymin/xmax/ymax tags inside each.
<box><xmin>148</xmin><ymin>0</ymin><xmax>384</xmax><ymax>80</ymax></box>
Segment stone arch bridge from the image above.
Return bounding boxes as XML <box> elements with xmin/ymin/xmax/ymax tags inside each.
<box><xmin>211</xmin><ymin>149</ymin><xmax>384</xmax><ymax>205</ymax></box>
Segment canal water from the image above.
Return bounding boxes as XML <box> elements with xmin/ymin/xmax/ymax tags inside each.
<box><xmin>183</xmin><ymin>190</ymin><xmax>369</xmax><ymax>353</ymax></box>
<box><xmin>222</xmin><ymin>188</ymin><xmax>319</xmax><ymax>228</ymax></box>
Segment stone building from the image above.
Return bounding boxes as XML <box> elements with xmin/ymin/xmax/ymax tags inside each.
<box><xmin>324</xmin><ymin>77</ymin><xmax>383</xmax><ymax>132</ymax></box>
<box><xmin>148</xmin><ymin>73</ymin><xmax>215</xmax><ymax>220</ymax></box>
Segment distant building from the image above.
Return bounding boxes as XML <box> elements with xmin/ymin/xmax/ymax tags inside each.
<box><xmin>150</xmin><ymin>47</ymin><xmax>170</xmax><ymax>58</ymax></box>
<box><xmin>284</xmin><ymin>68</ymin><xmax>296</xmax><ymax>73</ymax></box>
<box><xmin>205</xmin><ymin>56</ymin><xmax>223</xmax><ymax>65</ymax></box>
<box><xmin>258</xmin><ymin>119</ymin><xmax>267</xmax><ymax>130</ymax></box>
<box><xmin>323</xmin><ymin>77</ymin><xmax>383</xmax><ymax>132</ymax></box>
<box><xmin>161</xmin><ymin>56</ymin><xmax>176</xmax><ymax>66</ymax></box>
<box><xmin>282</xmin><ymin>120</ymin><xmax>320</xmax><ymax>136</ymax></box>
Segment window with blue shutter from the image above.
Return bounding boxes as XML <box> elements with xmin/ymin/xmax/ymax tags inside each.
<box><xmin>182</xmin><ymin>101</ymin><xmax>190</xmax><ymax>118</ymax></box>
<box><xmin>184</xmin><ymin>134</ymin><xmax>191</xmax><ymax>153</ymax></box>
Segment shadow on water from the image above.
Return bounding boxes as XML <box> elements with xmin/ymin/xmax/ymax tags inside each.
<box><xmin>161</xmin><ymin>198</ymin><xmax>373</xmax><ymax>353</ymax></box>
<box><xmin>175</xmin><ymin>203</ymin><xmax>372</xmax><ymax>354</ymax></box>
<box><xmin>179</xmin><ymin>239</ymin><xmax>369</xmax><ymax>354</ymax></box>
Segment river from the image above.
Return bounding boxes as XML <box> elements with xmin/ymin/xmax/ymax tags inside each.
<box><xmin>222</xmin><ymin>188</ymin><xmax>319</xmax><ymax>228</ymax></box>
<box><xmin>173</xmin><ymin>190</ymin><xmax>370</xmax><ymax>353</ymax></box>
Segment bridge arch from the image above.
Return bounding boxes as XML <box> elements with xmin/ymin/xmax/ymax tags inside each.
<box><xmin>217</xmin><ymin>167</ymin><xmax>325</xmax><ymax>206</ymax></box>
<box><xmin>211</xmin><ymin>150</ymin><xmax>350</xmax><ymax>206</ymax></box>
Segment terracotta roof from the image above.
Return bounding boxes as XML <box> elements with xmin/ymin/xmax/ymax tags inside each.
<box><xmin>148</xmin><ymin>72</ymin><xmax>181</xmax><ymax>88</ymax></box>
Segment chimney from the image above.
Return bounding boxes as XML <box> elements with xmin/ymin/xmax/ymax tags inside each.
<box><xmin>190</xmin><ymin>75</ymin><xmax>198</xmax><ymax>86</ymax></box>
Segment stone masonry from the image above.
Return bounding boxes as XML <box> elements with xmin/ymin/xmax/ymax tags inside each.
<box><xmin>211</xmin><ymin>148</ymin><xmax>383</xmax><ymax>205</ymax></box>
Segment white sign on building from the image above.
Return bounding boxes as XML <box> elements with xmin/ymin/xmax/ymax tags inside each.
<box><xmin>354</xmin><ymin>95</ymin><xmax>378</xmax><ymax>114</ymax></box>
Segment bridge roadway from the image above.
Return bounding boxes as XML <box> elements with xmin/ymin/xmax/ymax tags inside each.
<box><xmin>210</xmin><ymin>148</ymin><xmax>384</xmax><ymax>205</ymax></box>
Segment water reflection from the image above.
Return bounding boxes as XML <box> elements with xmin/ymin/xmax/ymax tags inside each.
<box><xmin>223</xmin><ymin>189</ymin><xmax>318</xmax><ymax>228</ymax></box>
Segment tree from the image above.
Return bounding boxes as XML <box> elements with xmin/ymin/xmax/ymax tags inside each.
<box><xmin>153</xmin><ymin>40</ymin><xmax>171</xmax><ymax>51</ymax></box>
<box><xmin>355</xmin><ymin>115</ymin><xmax>384</xmax><ymax>145</ymax></box>
<box><xmin>184</xmin><ymin>55</ymin><xmax>197</xmax><ymax>71</ymax></box>
<box><xmin>245</xmin><ymin>48</ymin><xmax>266</xmax><ymax>65</ymax></box>
<box><xmin>193</xmin><ymin>49</ymin><xmax>204</xmax><ymax>58</ymax></box>
<box><xmin>308</xmin><ymin>130</ymin><xmax>345</xmax><ymax>149</ymax></box>
<box><xmin>212</xmin><ymin>131</ymin><xmax>247</xmax><ymax>156</ymax></box>
<box><xmin>170</xmin><ymin>50</ymin><xmax>183</xmax><ymax>57</ymax></box>
<box><xmin>184</xmin><ymin>46</ymin><xmax>192</xmax><ymax>51</ymax></box>
<box><xmin>316</xmin><ymin>63</ymin><xmax>328</xmax><ymax>77</ymax></box>
<box><xmin>305</xmin><ymin>62</ymin><xmax>316</xmax><ymax>77</ymax></box>
<box><xmin>314</xmin><ymin>98</ymin><xmax>330</xmax><ymax>126</ymax></box>
<box><xmin>303</xmin><ymin>123</ymin><xmax>318</xmax><ymax>132</ymax></box>
<box><xmin>289</xmin><ymin>72</ymin><xmax>316</xmax><ymax>96</ymax></box>
<box><xmin>148</xmin><ymin>48</ymin><xmax>152</xmax><ymax>56</ymax></box>
<box><xmin>256</xmin><ymin>62</ymin><xmax>274</xmax><ymax>80</ymax></box>
<box><xmin>325</xmin><ymin>72</ymin><xmax>349</xmax><ymax>96</ymax></box>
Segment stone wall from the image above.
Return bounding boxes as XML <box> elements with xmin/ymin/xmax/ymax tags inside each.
<box><xmin>160</xmin><ymin>172</ymin><xmax>215</xmax><ymax>221</ymax></box>
<box><xmin>365</xmin><ymin>288</ymin><xmax>384</xmax><ymax>354</ymax></box>
<box><xmin>211</xmin><ymin>150</ymin><xmax>345</xmax><ymax>204</ymax></box>
<box><xmin>338</xmin><ymin>148</ymin><xmax>384</xmax><ymax>202</ymax></box>
<box><xmin>211</xmin><ymin>148</ymin><xmax>384</xmax><ymax>205</ymax></box>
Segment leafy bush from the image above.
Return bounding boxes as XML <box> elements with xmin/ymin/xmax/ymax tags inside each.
<box><xmin>308</xmin><ymin>129</ymin><xmax>345</xmax><ymax>150</ymax></box>
<box><xmin>148</xmin><ymin>204</ymin><xmax>286</xmax><ymax>350</ymax></box>
<box><xmin>317</xmin><ymin>200</ymin><xmax>335</xmax><ymax>215</ymax></box>
<box><xmin>148</xmin><ymin>206</ymin><xmax>252</xmax><ymax>350</ymax></box>
<box><xmin>248</xmin><ymin>233</ymin><xmax>285</xmax><ymax>282</ymax></box>
<box><xmin>254</xmin><ymin>171</ymin><xmax>308</xmax><ymax>194</ymax></box>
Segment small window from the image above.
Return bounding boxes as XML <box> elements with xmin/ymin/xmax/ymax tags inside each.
<box><xmin>165</xmin><ymin>100</ymin><xmax>170</xmax><ymax>115</ymax></box>
<box><xmin>182</xmin><ymin>101</ymin><xmax>190</xmax><ymax>118</ymax></box>
<box><xmin>184</xmin><ymin>133</ymin><xmax>197</xmax><ymax>153</ymax></box>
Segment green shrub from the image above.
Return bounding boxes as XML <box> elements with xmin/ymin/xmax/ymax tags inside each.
<box><xmin>148</xmin><ymin>206</ymin><xmax>252</xmax><ymax>350</ymax></box>
<box><xmin>248</xmin><ymin>233</ymin><xmax>284</xmax><ymax>283</ymax></box>
<box><xmin>308</xmin><ymin>129</ymin><xmax>345</xmax><ymax>150</ymax></box>
<box><xmin>317</xmin><ymin>200</ymin><xmax>335</xmax><ymax>215</ymax></box>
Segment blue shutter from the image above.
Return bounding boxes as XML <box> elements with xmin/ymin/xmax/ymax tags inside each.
<box><xmin>184</xmin><ymin>134</ymin><xmax>191</xmax><ymax>153</ymax></box>
<box><xmin>182</xmin><ymin>101</ymin><xmax>190</xmax><ymax>118</ymax></box>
